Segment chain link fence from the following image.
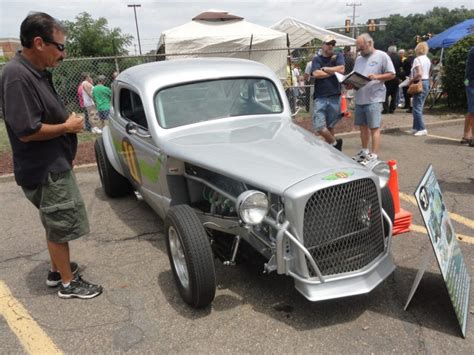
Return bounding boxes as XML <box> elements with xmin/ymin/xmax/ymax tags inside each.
<box><xmin>1</xmin><ymin>46</ymin><xmax>355</xmax><ymax>119</ymax></box>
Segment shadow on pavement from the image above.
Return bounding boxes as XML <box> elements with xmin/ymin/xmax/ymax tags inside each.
<box><xmin>437</xmin><ymin>179</ymin><xmax>474</xmax><ymax>195</ymax></box>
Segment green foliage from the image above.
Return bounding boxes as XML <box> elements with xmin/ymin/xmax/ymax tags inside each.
<box><xmin>442</xmin><ymin>35</ymin><xmax>474</xmax><ymax>107</ymax></box>
<box><xmin>372</xmin><ymin>7</ymin><xmax>474</xmax><ymax>51</ymax></box>
<box><xmin>63</xmin><ymin>12</ymin><xmax>133</xmax><ymax>57</ymax></box>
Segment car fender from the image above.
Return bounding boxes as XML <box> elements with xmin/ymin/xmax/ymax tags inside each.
<box><xmin>101</xmin><ymin>125</ymin><xmax>127</xmax><ymax>177</ymax></box>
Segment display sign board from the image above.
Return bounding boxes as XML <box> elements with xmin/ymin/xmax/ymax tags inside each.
<box><xmin>406</xmin><ymin>165</ymin><xmax>470</xmax><ymax>337</ymax></box>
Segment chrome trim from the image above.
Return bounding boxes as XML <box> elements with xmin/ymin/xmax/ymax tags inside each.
<box><xmin>283</xmin><ymin>230</ymin><xmax>325</xmax><ymax>282</ymax></box>
<box><xmin>263</xmin><ymin>216</ymin><xmax>325</xmax><ymax>282</ymax></box>
<box><xmin>382</xmin><ymin>209</ymin><xmax>393</xmax><ymax>251</ymax></box>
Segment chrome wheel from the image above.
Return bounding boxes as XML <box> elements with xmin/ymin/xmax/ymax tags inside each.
<box><xmin>168</xmin><ymin>226</ymin><xmax>189</xmax><ymax>289</ymax></box>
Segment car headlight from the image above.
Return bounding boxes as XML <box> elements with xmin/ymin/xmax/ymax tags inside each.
<box><xmin>236</xmin><ymin>191</ymin><xmax>269</xmax><ymax>225</ymax></box>
<box><xmin>371</xmin><ymin>161</ymin><xmax>390</xmax><ymax>188</ymax></box>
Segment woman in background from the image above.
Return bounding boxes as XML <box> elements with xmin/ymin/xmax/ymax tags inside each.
<box><xmin>409</xmin><ymin>42</ymin><xmax>431</xmax><ymax>136</ymax></box>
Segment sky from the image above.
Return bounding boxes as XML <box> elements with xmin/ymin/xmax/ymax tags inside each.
<box><xmin>0</xmin><ymin>0</ymin><xmax>472</xmax><ymax>53</ymax></box>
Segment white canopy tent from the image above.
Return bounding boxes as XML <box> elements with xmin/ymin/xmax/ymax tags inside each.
<box><xmin>157</xmin><ymin>11</ymin><xmax>288</xmax><ymax>78</ymax></box>
<box><xmin>271</xmin><ymin>17</ymin><xmax>356</xmax><ymax>47</ymax></box>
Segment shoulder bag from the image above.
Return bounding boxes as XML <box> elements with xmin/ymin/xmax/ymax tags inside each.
<box><xmin>407</xmin><ymin>80</ymin><xmax>423</xmax><ymax>95</ymax></box>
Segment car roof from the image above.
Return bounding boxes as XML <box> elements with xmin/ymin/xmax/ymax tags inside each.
<box><xmin>116</xmin><ymin>58</ymin><xmax>279</xmax><ymax>93</ymax></box>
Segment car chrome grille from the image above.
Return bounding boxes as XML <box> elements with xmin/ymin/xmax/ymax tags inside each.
<box><xmin>303</xmin><ymin>179</ymin><xmax>384</xmax><ymax>276</ymax></box>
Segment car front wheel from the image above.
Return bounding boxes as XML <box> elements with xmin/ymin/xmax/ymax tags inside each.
<box><xmin>165</xmin><ymin>205</ymin><xmax>216</xmax><ymax>308</ymax></box>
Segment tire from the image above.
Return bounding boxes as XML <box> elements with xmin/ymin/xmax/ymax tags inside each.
<box><xmin>381</xmin><ymin>186</ymin><xmax>395</xmax><ymax>237</ymax></box>
<box><xmin>165</xmin><ymin>205</ymin><xmax>216</xmax><ymax>308</ymax></box>
<box><xmin>94</xmin><ymin>137</ymin><xmax>131</xmax><ymax>198</ymax></box>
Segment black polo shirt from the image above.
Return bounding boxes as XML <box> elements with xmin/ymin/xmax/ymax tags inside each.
<box><xmin>0</xmin><ymin>53</ymin><xmax>77</xmax><ymax>187</ymax></box>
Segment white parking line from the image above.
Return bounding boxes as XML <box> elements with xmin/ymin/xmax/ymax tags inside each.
<box><xmin>0</xmin><ymin>281</ymin><xmax>62</xmax><ymax>354</ymax></box>
<box><xmin>426</xmin><ymin>133</ymin><xmax>460</xmax><ymax>142</ymax></box>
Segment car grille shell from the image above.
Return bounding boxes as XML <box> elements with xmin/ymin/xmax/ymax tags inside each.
<box><xmin>303</xmin><ymin>178</ymin><xmax>384</xmax><ymax>277</ymax></box>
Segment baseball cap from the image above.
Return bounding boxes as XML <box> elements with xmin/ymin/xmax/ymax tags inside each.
<box><xmin>323</xmin><ymin>35</ymin><xmax>337</xmax><ymax>45</ymax></box>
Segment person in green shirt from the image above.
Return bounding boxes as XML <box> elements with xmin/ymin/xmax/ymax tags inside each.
<box><xmin>92</xmin><ymin>75</ymin><xmax>112</xmax><ymax>126</ymax></box>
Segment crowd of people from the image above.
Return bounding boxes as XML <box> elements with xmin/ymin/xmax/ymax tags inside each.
<box><xmin>77</xmin><ymin>71</ymin><xmax>114</xmax><ymax>134</ymax></box>
<box><xmin>290</xmin><ymin>31</ymin><xmax>470</xmax><ymax>165</ymax></box>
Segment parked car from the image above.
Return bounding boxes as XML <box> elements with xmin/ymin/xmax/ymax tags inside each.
<box><xmin>95</xmin><ymin>58</ymin><xmax>395</xmax><ymax>308</ymax></box>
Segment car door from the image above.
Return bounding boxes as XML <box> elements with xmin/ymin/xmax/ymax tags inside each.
<box><xmin>113</xmin><ymin>85</ymin><xmax>165</xmax><ymax>217</ymax></box>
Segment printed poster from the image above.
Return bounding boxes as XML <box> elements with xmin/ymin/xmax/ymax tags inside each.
<box><xmin>414</xmin><ymin>165</ymin><xmax>470</xmax><ymax>338</ymax></box>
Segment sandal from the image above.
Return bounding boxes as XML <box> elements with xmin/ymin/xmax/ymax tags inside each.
<box><xmin>460</xmin><ymin>137</ymin><xmax>470</xmax><ymax>144</ymax></box>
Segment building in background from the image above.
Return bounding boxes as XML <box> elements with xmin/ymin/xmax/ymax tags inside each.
<box><xmin>0</xmin><ymin>38</ymin><xmax>22</xmax><ymax>61</ymax></box>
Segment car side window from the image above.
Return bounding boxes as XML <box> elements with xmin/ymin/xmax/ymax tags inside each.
<box><xmin>119</xmin><ymin>88</ymin><xmax>148</xmax><ymax>129</ymax></box>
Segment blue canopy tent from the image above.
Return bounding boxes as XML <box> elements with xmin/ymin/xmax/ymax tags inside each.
<box><xmin>427</xmin><ymin>18</ymin><xmax>474</xmax><ymax>49</ymax></box>
<box><xmin>425</xmin><ymin>19</ymin><xmax>474</xmax><ymax>108</ymax></box>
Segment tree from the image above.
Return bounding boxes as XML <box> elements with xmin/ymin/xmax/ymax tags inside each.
<box><xmin>442</xmin><ymin>35</ymin><xmax>474</xmax><ymax>107</ymax></box>
<box><xmin>371</xmin><ymin>7</ymin><xmax>474</xmax><ymax>51</ymax></box>
<box><xmin>63</xmin><ymin>12</ymin><xmax>133</xmax><ymax>57</ymax></box>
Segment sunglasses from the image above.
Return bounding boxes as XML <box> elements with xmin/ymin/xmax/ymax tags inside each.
<box><xmin>45</xmin><ymin>40</ymin><xmax>66</xmax><ymax>52</ymax></box>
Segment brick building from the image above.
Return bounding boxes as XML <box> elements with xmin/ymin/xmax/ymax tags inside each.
<box><xmin>0</xmin><ymin>38</ymin><xmax>22</xmax><ymax>61</ymax></box>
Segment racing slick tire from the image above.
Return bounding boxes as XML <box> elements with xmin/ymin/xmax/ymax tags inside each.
<box><xmin>165</xmin><ymin>205</ymin><xmax>216</xmax><ymax>308</ymax></box>
<box><xmin>95</xmin><ymin>137</ymin><xmax>131</xmax><ymax>198</ymax></box>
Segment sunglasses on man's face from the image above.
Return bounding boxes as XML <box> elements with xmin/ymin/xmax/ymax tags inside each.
<box><xmin>45</xmin><ymin>40</ymin><xmax>66</xmax><ymax>52</ymax></box>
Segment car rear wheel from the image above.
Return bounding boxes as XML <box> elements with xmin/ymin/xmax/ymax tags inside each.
<box><xmin>165</xmin><ymin>205</ymin><xmax>216</xmax><ymax>308</ymax></box>
<box><xmin>94</xmin><ymin>137</ymin><xmax>131</xmax><ymax>198</ymax></box>
<box><xmin>381</xmin><ymin>186</ymin><xmax>395</xmax><ymax>237</ymax></box>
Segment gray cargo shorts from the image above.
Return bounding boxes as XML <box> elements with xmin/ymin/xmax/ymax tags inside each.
<box><xmin>22</xmin><ymin>170</ymin><xmax>90</xmax><ymax>243</ymax></box>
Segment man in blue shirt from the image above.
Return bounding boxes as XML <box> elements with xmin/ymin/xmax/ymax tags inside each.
<box><xmin>311</xmin><ymin>35</ymin><xmax>345</xmax><ymax>151</ymax></box>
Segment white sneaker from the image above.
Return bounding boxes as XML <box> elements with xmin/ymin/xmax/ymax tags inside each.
<box><xmin>352</xmin><ymin>149</ymin><xmax>368</xmax><ymax>163</ymax></box>
<box><xmin>359</xmin><ymin>153</ymin><xmax>378</xmax><ymax>167</ymax></box>
<box><xmin>91</xmin><ymin>127</ymin><xmax>102</xmax><ymax>134</ymax></box>
<box><xmin>408</xmin><ymin>128</ymin><xmax>417</xmax><ymax>134</ymax></box>
<box><xmin>414</xmin><ymin>129</ymin><xmax>427</xmax><ymax>136</ymax></box>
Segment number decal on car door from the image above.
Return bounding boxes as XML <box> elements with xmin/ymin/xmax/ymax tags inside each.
<box><xmin>122</xmin><ymin>138</ymin><xmax>142</xmax><ymax>185</ymax></box>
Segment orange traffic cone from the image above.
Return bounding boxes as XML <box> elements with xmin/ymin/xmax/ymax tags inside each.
<box><xmin>340</xmin><ymin>95</ymin><xmax>351</xmax><ymax>118</ymax></box>
<box><xmin>387</xmin><ymin>160</ymin><xmax>412</xmax><ymax>235</ymax></box>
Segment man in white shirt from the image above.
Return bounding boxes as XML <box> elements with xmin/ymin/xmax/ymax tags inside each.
<box><xmin>349</xmin><ymin>33</ymin><xmax>395</xmax><ymax>165</ymax></box>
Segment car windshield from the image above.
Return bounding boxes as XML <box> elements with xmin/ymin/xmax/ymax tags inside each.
<box><xmin>154</xmin><ymin>78</ymin><xmax>283</xmax><ymax>129</ymax></box>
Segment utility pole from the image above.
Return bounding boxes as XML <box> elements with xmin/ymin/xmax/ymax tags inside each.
<box><xmin>128</xmin><ymin>4</ymin><xmax>142</xmax><ymax>55</ymax></box>
<box><xmin>346</xmin><ymin>2</ymin><xmax>362</xmax><ymax>39</ymax></box>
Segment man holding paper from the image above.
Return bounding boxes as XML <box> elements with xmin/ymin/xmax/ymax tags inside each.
<box><xmin>311</xmin><ymin>35</ymin><xmax>345</xmax><ymax>151</ymax></box>
<box><xmin>350</xmin><ymin>33</ymin><xmax>395</xmax><ymax>166</ymax></box>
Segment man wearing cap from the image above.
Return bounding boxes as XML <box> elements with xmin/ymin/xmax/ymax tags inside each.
<box><xmin>311</xmin><ymin>35</ymin><xmax>345</xmax><ymax>151</ymax></box>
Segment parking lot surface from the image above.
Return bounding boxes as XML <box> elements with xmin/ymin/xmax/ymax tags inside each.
<box><xmin>0</xmin><ymin>122</ymin><xmax>472</xmax><ymax>353</ymax></box>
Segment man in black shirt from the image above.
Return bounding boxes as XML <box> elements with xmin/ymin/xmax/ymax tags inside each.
<box><xmin>401</xmin><ymin>49</ymin><xmax>415</xmax><ymax>111</ymax></box>
<box><xmin>383</xmin><ymin>45</ymin><xmax>401</xmax><ymax>114</ymax></box>
<box><xmin>0</xmin><ymin>12</ymin><xmax>102</xmax><ymax>299</ymax></box>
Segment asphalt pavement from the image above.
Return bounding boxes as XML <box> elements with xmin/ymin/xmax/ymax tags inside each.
<box><xmin>0</xmin><ymin>114</ymin><xmax>473</xmax><ymax>353</ymax></box>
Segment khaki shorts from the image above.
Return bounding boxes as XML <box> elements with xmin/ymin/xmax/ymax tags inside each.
<box><xmin>22</xmin><ymin>170</ymin><xmax>90</xmax><ymax>243</ymax></box>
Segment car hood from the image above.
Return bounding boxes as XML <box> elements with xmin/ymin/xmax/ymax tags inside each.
<box><xmin>162</xmin><ymin>120</ymin><xmax>368</xmax><ymax>194</ymax></box>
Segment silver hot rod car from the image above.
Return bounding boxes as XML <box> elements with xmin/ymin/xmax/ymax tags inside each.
<box><xmin>95</xmin><ymin>58</ymin><xmax>395</xmax><ymax>308</ymax></box>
